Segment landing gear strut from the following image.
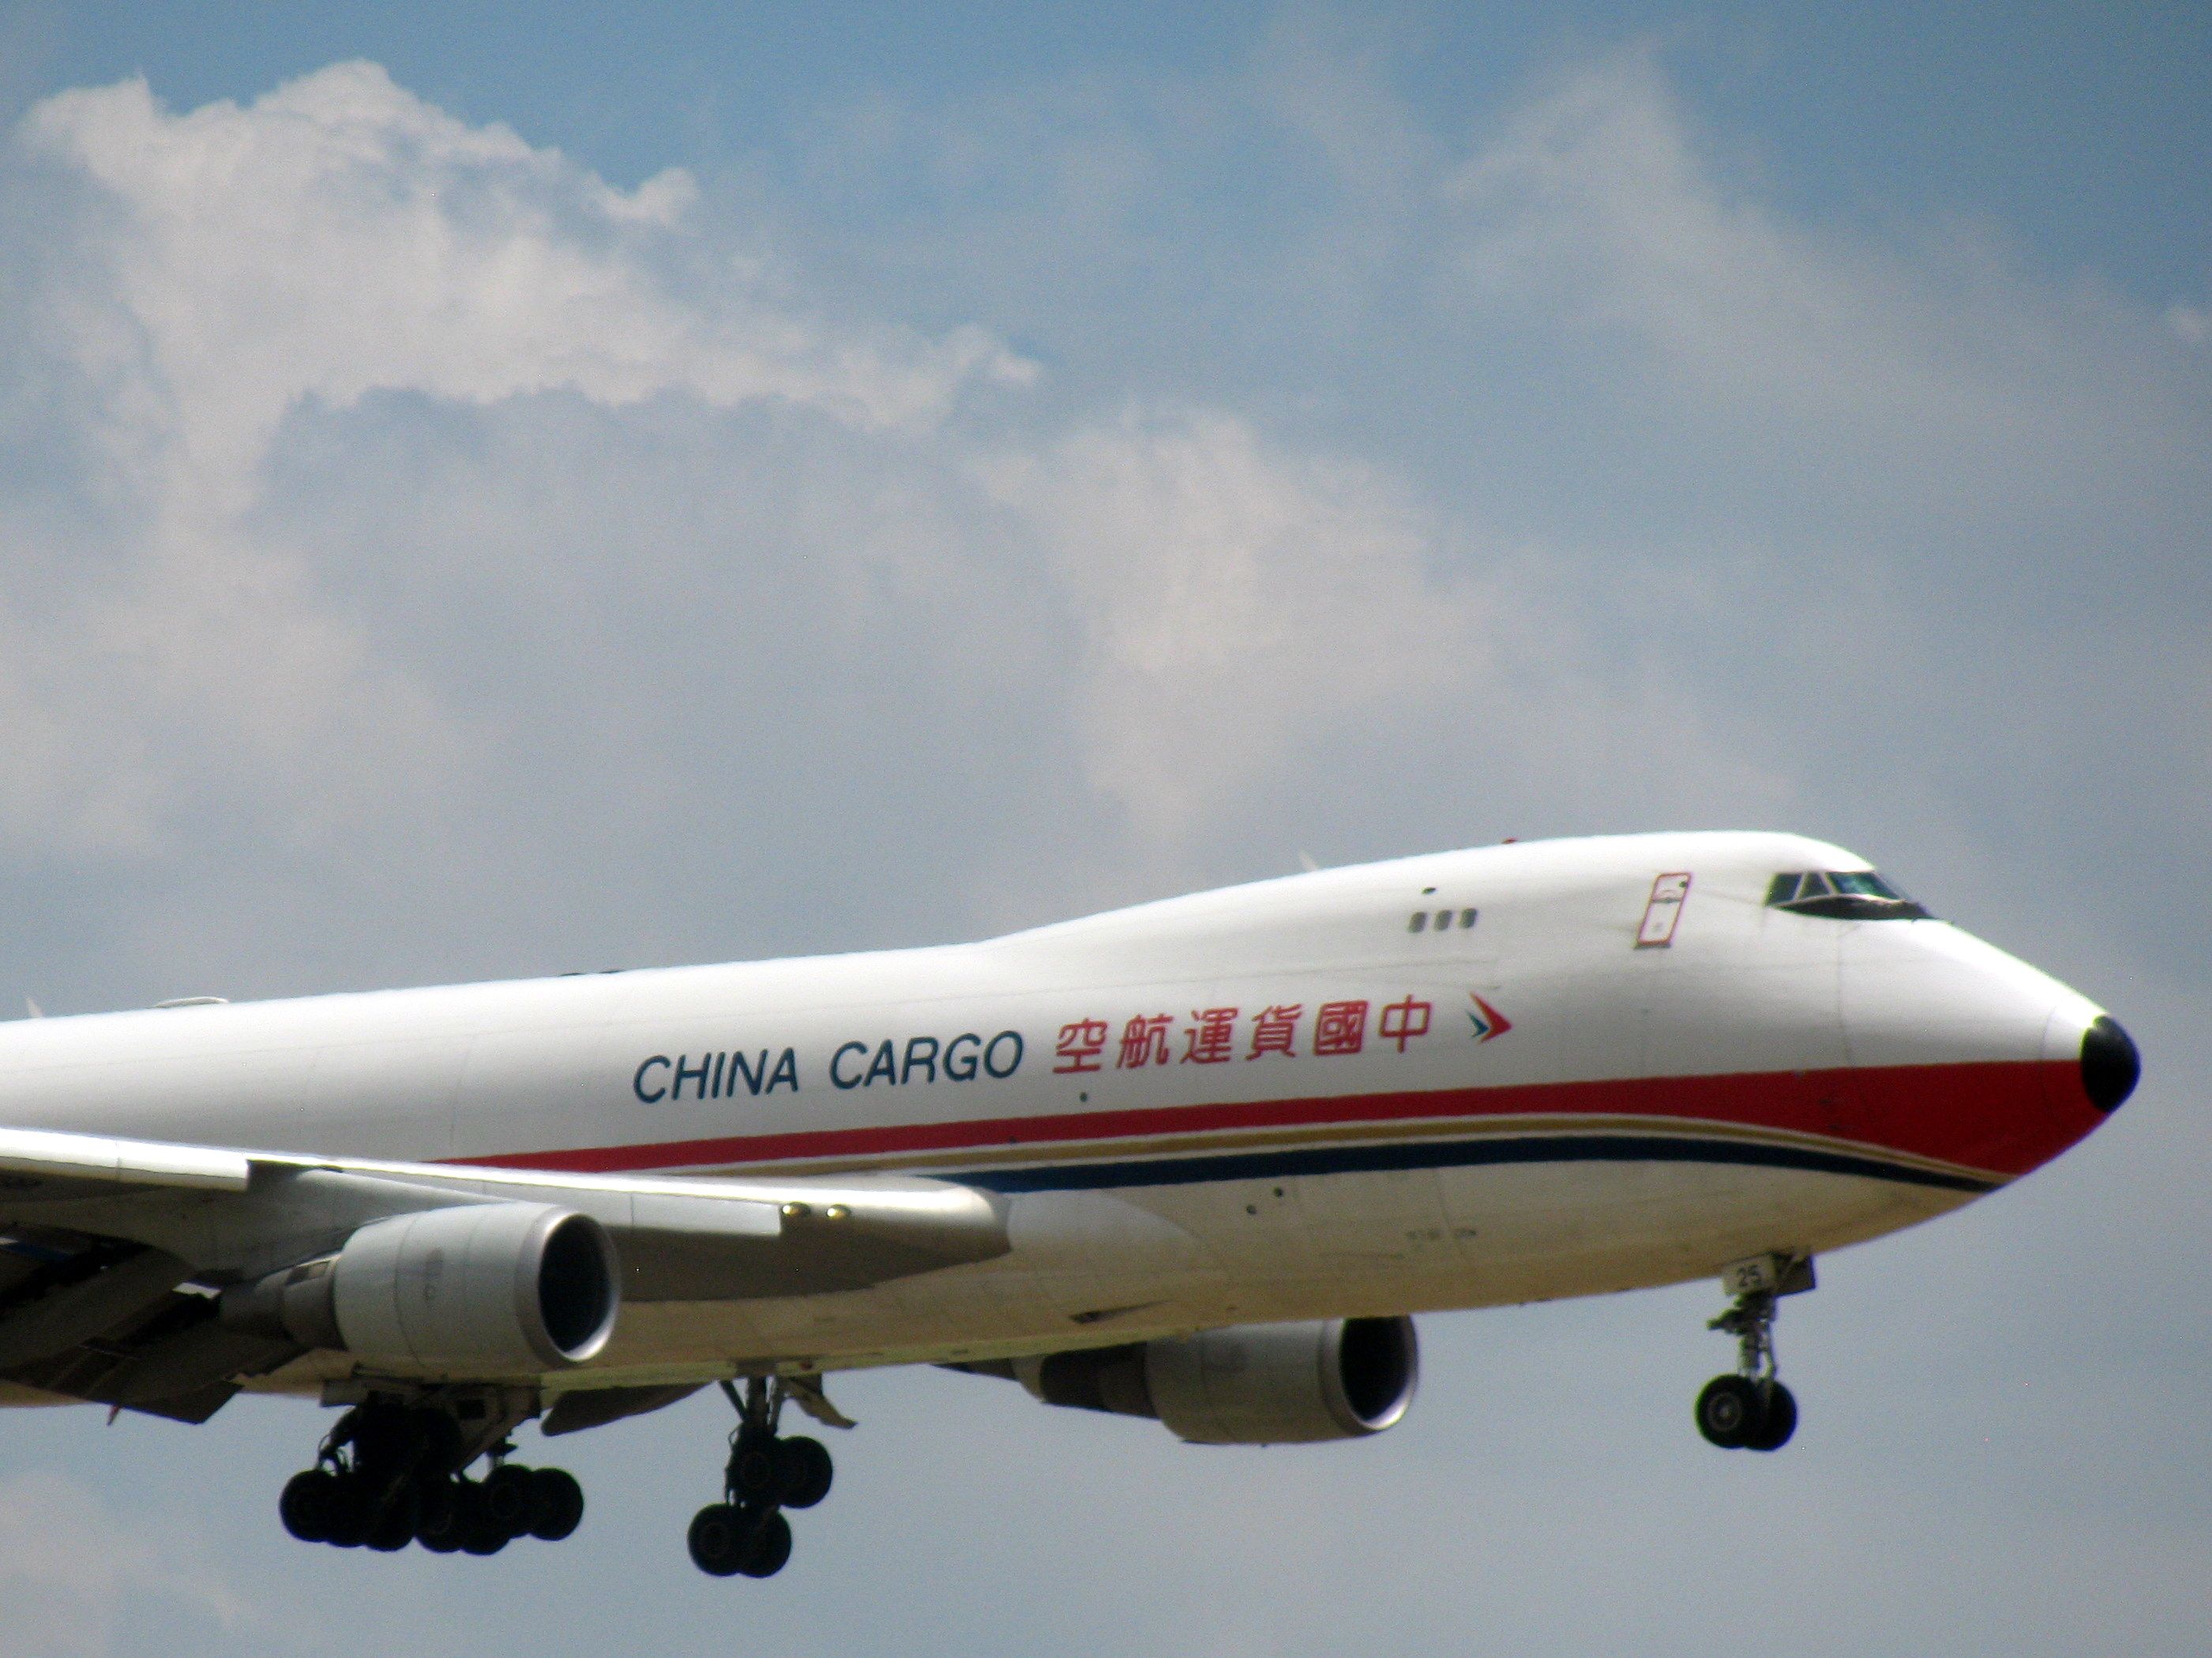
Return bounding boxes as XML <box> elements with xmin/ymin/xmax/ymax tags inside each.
<box><xmin>687</xmin><ymin>1378</ymin><xmax>836</xmax><ymax>1579</ymax></box>
<box><xmin>1695</xmin><ymin>1253</ymin><xmax>1812</xmax><ymax>1453</ymax></box>
<box><xmin>278</xmin><ymin>1395</ymin><xmax>585</xmax><ymax>1555</ymax></box>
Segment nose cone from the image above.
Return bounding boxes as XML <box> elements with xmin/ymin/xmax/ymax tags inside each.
<box><xmin>2079</xmin><ymin>1015</ymin><xmax>2140</xmax><ymax>1113</ymax></box>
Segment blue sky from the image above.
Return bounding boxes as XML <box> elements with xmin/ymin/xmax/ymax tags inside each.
<box><xmin>14</xmin><ymin>2</ymin><xmax>2210</xmax><ymax>301</ymax></box>
<box><xmin>0</xmin><ymin>6</ymin><xmax>2204</xmax><ymax>1656</ymax></box>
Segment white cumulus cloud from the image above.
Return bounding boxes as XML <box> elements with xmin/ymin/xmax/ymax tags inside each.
<box><xmin>0</xmin><ymin>62</ymin><xmax>1037</xmax><ymax>879</ymax></box>
<box><xmin>0</xmin><ymin>1470</ymin><xmax>257</xmax><ymax>1658</ymax></box>
<box><xmin>22</xmin><ymin>61</ymin><xmax>1027</xmax><ymax>517</ymax></box>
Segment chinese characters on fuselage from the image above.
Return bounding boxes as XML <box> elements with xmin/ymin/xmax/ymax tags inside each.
<box><xmin>1053</xmin><ymin>998</ymin><xmax>1434</xmax><ymax>1074</ymax></box>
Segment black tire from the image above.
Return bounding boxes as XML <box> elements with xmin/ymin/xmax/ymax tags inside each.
<box><xmin>727</xmin><ymin>1439</ymin><xmax>780</xmax><ymax>1504</ymax></box>
<box><xmin>322</xmin><ymin>1474</ymin><xmax>374</xmax><ymax>1548</ymax></box>
<box><xmin>482</xmin><ymin>1464</ymin><xmax>535</xmax><ymax>1537</ymax></box>
<box><xmin>366</xmin><ymin>1482</ymin><xmax>419</xmax><ymax>1553</ymax></box>
<box><xmin>417</xmin><ymin>1480</ymin><xmax>468</xmax><ymax>1553</ymax></box>
<box><xmin>1695</xmin><ymin>1374</ymin><xmax>1765</xmax><ymax>1449</ymax></box>
<box><xmin>774</xmin><ymin>1437</ymin><xmax>833</xmax><ymax>1509</ymax></box>
<box><xmin>736</xmin><ymin>1509</ymin><xmax>793</xmax><ymax>1579</ymax></box>
<box><xmin>688</xmin><ymin>1503</ymin><xmax>746</xmax><ymax>1577</ymax></box>
<box><xmin>525</xmin><ymin>1467</ymin><xmax>585</xmax><ymax>1542</ymax></box>
<box><xmin>1747</xmin><ymin>1382</ymin><xmax>1797</xmax><ymax>1452</ymax></box>
<box><xmin>456</xmin><ymin>1480</ymin><xmax>509</xmax><ymax>1556</ymax></box>
<box><xmin>280</xmin><ymin>1470</ymin><xmax>338</xmax><ymax>1543</ymax></box>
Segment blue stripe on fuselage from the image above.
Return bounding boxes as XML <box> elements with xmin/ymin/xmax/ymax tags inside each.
<box><xmin>958</xmin><ymin>1133</ymin><xmax>1997</xmax><ymax>1196</ymax></box>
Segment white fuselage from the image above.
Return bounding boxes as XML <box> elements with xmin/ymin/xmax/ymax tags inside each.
<box><xmin>0</xmin><ymin>831</ymin><xmax>2116</xmax><ymax>1396</ymax></box>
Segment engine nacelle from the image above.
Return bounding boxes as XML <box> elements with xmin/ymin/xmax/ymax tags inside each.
<box><xmin>224</xmin><ymin>1201</ymin><xmax>620</xmax><ymax>1375</ymax></box>
<box><xmin>1017</xmin><ymin>1317</ymin><xmax>1418</xmax><ymax>1444</ymax></box>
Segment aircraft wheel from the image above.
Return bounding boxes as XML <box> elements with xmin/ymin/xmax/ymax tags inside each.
<box><xmin>1746</xmin><ymin>1382</ymin><xmax>1797</xmax><ymax>1452</ymax></box>
<box><xmin>280</xmin><ymin>1470</ymin><xmax>339</xmax><ymax>1543</ymax></box>
<box><xmin>366</xmin><ymin>1482</ymin><xmax>419</xmax><ymax>1552</ymax></box>
<box><xmin>728</xmin><ymin>1440</ymin><xmax>780</xmax><ymax>1504</ymax></box>
<box><xmin>417</xmin><ymin>1480</ymin><xmax>468</xmax><ymax>1553</ymax></box>
<box><xmin>526</xmin><ymin>1468</ymin><xmax>585</xmax><ymax>1542</ymax></box>
<box><xmin>322</xmin><ymin>1474</ymin><xmax>374</xmax><ymax>1548</ymax></box>
<box><xmin>481</xmin><ymin>1463</ymin><xmax>535</xmax><ymax>1536</ymax></box>
<box><xmin>736</xmin><ymin>1509</ymin><xmax>793</xmax><ymax>1579</ymax></box>
<box><xmin>1695</xmin><ymin>1374</ymin><xmax>1765</xmax><ymax>1449</ymax></box>
<box><xmin>456</xmin><ymin>1481</ymin><xmax>509</xmax><ymax>1555</ymax></box>
<box><xmin>688</xmin><ymin>1503</ymin><xmax>748</xmax><ymax>1577</ymax></box>
<box><xmin>774</xmin><ymin>1437</ymin><xmax>833</xmax><ymax>1509</ymax></box>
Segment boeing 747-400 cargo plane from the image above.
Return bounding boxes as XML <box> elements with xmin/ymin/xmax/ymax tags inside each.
<box><xmin>0</xmin><ymin>832</ymin><xmax>2137</xmax><ymax>1576</ymax></box>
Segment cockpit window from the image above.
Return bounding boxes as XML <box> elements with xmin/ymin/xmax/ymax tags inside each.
<box><xmin>1766</xmin><ymin>870</ymin><xmax>1930</xmax><ymax>920</ymax></box>
<box><xmin>1830</xmin><ymin>871</ymin><xmax>1900</xmax><ymax>899</ymax></box>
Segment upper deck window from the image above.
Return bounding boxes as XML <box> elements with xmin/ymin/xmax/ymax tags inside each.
<box><xmin>1766</xmin><ymin>870</ymin><xmax>1930</xmax><ymax>920</ymax></box>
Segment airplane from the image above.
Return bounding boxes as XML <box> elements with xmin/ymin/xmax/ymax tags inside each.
<box><xmin>0</xmin><ymin>830</ymin><xmax>2137</xmax><ymax>1577</ymax></box>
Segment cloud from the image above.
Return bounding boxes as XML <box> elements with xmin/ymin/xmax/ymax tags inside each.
<box><xmin>0</xmin><ymin>1470</ymin><xmax>256</xmax><ymax>1658</ymax></box>
<box><xmin>1417</xmin><ymin>47</ymin><xmax>2212</xmax><ymax>970</ymax></box>
<box><xmin>1433</xmin><ymin>36</ymin><xmax>2212</xmax><ymax>573</ymax></box>
<box><xmin>2</xmin><ymin>41</ymin><xmax>2199</xmax><ymax>989</ymax></box>
<box><xmin>977</xmin><ymin>408</ymin><xmax>1488</xmax><ymax>838</ymax></box>
<box><xmin>5</xmin><ymin>55</ymin><xmax>1726</xmax><ymax>983</ymax></box>
<box><xmin>21</xmin><ymin>62</ymin><xmax>1027</xmax><ymax>510</ymax></box>
<box><xmin>0</xmin><ymin>61</ymin><xmax>1032</xmax><ymax>898</ymax></box>
<box><xmin>1444</xmin><ymin>49</ymin><xmax>1954</xmax><ymax>415</ymax></box>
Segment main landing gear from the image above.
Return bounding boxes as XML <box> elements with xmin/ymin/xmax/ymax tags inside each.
<box><xmin>278</xmin><ymin>1398</ymin><xmax>585</xmax><ymax>1555</ymax></box>
<box><xmin>1695</xmin><ymin>1253</ymin><xmax>1814</xmax><ymax>1453</ymax></box>
<box><xmin>687</xmin><ymin>1378</ymin><xmax>836</xmax><ymax>1580</ymax></box>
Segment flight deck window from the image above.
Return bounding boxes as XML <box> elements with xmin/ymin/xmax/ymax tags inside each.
<box><xmin>1460</xmin><ymin>908</ymin><xmax>1478</xmax><ymax>930</ymax></box>
<box><xmin>1435</xmin><ymin>909</ymin><xmax>1453</xmax><ymax>930</ymax></box>
<box><xmin>1766</xmin><ymin>870</ymin><xmax>1930</xmax><ymax>921</ymax></box>
<box><xmin>1831</xmin><ymin>872</ymin><xmax>1900</xmax><ymax>899</ymax></box>
<box><xmin>1408</xmin><ymin>912</ymin><xmax>1427</xmax><ymax>933</ymax></box>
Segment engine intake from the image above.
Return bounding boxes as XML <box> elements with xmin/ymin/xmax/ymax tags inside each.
<box><xmin>223</xmin><ymin>1201</ymin><xmax>620</xmax><ymax>1375</ymax></box>
<box><xmin>1017</xmin><ymin>1317</ymin><xmax>1418</xmax><ymax>1444</ymax></box>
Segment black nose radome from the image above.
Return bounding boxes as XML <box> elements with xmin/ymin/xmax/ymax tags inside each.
<box><xmin>2080</xmin><ymin>1016</ymin><xmax>2140</xmax><ymax>1113</ymax></box>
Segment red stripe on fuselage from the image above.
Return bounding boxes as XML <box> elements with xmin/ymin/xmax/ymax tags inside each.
<box><xmin>462</xmin><ymin>1059</ymin><xmax>2097</xmax><ymax>1183</ymax></box>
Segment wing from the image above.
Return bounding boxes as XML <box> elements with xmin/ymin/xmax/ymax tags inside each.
<box><xmin>0</xmin><ymin>1124</ymin><xmax>1008</xmax><ymax>1423</ymax></box>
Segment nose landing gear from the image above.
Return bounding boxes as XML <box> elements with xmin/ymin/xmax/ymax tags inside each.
<box><xmin>687</xmin><ymin>1377</ymin><xmax>839</xmax><ymax>1579</ymax></box>
<box><xmin>1695</xmin><ymin>1253</ymin><xmax>1812</xmax><ymax>1453</ymax></box>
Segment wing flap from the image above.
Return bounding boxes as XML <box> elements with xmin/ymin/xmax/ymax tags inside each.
<box><xmin>0</xmin><ymin>1279</ymin><xmax>300</xmax><ymax>1424</ymax></box>
<box><xmin>0</xmin><ymin>1245</ymin><xmax>194</xmax><ymax>1367</ymax></box>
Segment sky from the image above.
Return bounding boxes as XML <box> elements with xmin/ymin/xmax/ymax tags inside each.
<box><xmin>0</xmin><ymin>3</ymin><xmax>2205</xmax><ymax>1654</ymax></box>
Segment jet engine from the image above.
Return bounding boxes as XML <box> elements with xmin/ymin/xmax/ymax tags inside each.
<box><xmin>1013</xmin><ymin>1317</ymin><xmax>1418</xmax><ymax>1444</ymax></box>
<box><xmin>223</xmin><ymin>1201</ymin><xmax>620</xmax><ymax>1375</ymax></box>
